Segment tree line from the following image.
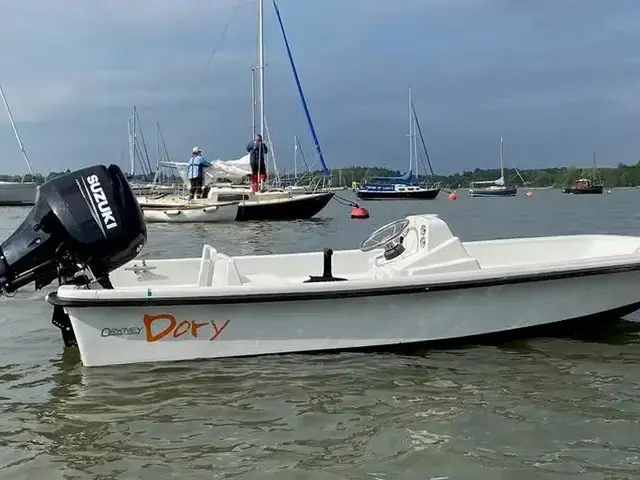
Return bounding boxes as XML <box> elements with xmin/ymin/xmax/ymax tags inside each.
<box><xmin>318</xmin><ymin>161</ymin><xmax>640</xmax><ymax>188</ymax></box>
<box><xmin>6</xmin><ymin>161</ymin><xmax>640</xmax><ymax>189</ymax></box>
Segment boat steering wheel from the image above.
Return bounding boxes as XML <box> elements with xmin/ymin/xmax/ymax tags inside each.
<box><xmin>359</xmin><ymin>218</ymin><xmax>410</xmax><ymax>252</ymax></box>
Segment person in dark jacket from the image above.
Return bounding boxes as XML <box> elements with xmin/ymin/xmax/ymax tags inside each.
<box><xmin>187</xmin><ymin>147</ymin><xmax>211</xmax><ymax>199</ymax></box>
<box><xmin>246</xmin><ymin>134</ymin><xmax>269</xmax><ymax>192</ymax></box>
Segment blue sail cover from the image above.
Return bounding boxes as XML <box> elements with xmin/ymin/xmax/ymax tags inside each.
<box><xmin>361</xmin><ymin>170</ymin><xmax>416</xmax><ymax>191</ymax></box>
<box><xmin>369</xmin><ymin>170</ymin><xmax>413</xmax><ymax>184</ymax></box>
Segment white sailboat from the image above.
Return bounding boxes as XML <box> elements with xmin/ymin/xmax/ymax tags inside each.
<box><xmin>0</xmin><ymin>84</ymin><xmax>37</xmax><ymax>206</ymax></box>
<box><xmin>141</xmin><ymin>0</ymin><xmax>334</xmax><ymax>222</ymax></box>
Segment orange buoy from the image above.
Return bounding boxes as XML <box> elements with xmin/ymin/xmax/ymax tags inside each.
<box><xmin>350</xmin><ymin>205</ymin><xmax>370</xmax><ymax>219</ymax></box>
<box><xmin>448</xmin><ymin>191</ymin><xmax>458</xmax><ymax>200</ymax></box>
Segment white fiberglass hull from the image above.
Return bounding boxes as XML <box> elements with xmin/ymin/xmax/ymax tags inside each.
<box><xmin>141</xmin><ymin>202</ymin><xmax>238</xmax><ymax>223</ymax></box>
<box><xmin>61</xmin><ymin>269</ymin><xmax>640</xmax><ymax>367</ymax></box>
<box><xmin>0</xmin><ymin>182</ymin><xmax>36</xmax><ymax>205</ymax></box>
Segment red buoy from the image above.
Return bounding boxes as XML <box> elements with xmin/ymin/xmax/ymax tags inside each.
<box><xmin>350</xmin><ymin>205</ymin><xmax>370</xmax><ymax>219</ymax></box>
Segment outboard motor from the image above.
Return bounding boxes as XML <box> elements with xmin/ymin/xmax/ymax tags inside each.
<box><xmin>0</xmin><ymin>164</ymin><xmax>147</xmax><ymax>295</ymax></box>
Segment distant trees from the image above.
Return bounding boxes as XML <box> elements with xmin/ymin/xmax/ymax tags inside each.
<box><xmin>311</xmin><ymin>162</ymin><xmax>640</xmax><ymax>188</ymax></box>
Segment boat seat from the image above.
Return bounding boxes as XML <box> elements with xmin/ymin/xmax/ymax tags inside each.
<box><xmin>211</xmin><ymin>252</ymin><xmax>243</xmax><ymax>286</ymax></box>
<box><xmin>197</xmin><ymin>245</ymin><xmax>217</xmax><ymax>287</ymax></box>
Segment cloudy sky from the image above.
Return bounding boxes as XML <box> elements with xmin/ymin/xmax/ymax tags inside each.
<box><xmin>0</xmin><ymin>0</ymin><xmax>639</xmax><ymax>176</ymax></box>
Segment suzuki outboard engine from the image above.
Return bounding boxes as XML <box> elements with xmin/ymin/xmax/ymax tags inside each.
<box><xmin>0</xmin><ymin>164</ymin><xmax>147</xmax><ymax>295</ymax></box>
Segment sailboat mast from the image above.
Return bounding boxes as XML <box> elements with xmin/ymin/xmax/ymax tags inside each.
<box><xmin>499</xmin><ymin>136</ymin><xmax>504</xmax><ymax>180</ymax></box>
<box><xmin>408</xmin><ymin>85</ymin><xmax>413</xmax><ymax>174</ymax></box>
<box><xmin>128</xmin><ymin>106</ymin><xmax>137</xmax><ymax>176</ymax></box>
<box><xmin>0</xmin><ymin>84</ymin><xmax>34</xmax><ymax>178</ymax></box>
<box><xmin>258</xmin><ymin>0</ymin><xmax>265</xmax><ymax>141</ymax></box>
<box><xmin>251</xmin><ymin>68</ymin><xmax>256</xmax><ymax>136</ymax></box>
<box><xmin>293</xmin><ymin>134</ymin><xmax>297</xmax><ymax>179</ymax></box>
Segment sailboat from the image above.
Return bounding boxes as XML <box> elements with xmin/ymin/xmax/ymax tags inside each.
<box><xmin>143</xmin><ymin>0</ymin><xmax>334</xmax><ymax>222</ymax></box>
<box><xmin>469</xmin><ymin>137</ymin><xmax>518</xmax><ymax>198</ymax></box>
<box><xmin>0</xmin><ymin>84</ymin><xmax>37</xmax><ymax>206</ymax></box>
<box><xmin>356</xmin><ymin>86</ymin><xmax>440</xmax><ymax>200</ymax></box>
<box><xmin>562</xmin><ymin>152</ymin><xmax>605</xmax><ymax>194</ymax></box>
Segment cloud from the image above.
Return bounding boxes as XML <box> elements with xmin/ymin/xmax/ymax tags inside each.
<box><xmin>1</xmin><ymin>0</ymin><xmax>640</xmax><ymax>175</ymax></box>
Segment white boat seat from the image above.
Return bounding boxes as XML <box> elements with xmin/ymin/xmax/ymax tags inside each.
<box><xmin>211</xmin><ymin>252</ymin><xmax>243</xmax><ymax>286</ymax></box>
<box><xmin>197</xmin><ymin>245</ymin><xmax>217</xmax><ymax>287</ymax></box>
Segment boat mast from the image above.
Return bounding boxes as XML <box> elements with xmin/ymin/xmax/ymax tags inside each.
<box><xmin>0</xmin><ymin>84</ymin><xmax>34</xmax><ymax>181</ymax></box>
<box><xmin>251</xmin><ymin>68</ymin><xmax>256</xmax><ymax>136</ymax></box>
<box><xmin>408</xmin><ymin>85</ymin><xmax>413</xmax><ymax>175</ymax></box>
<box><xmin>128</xmin><ymin>106</ymin><xmax>136</xmax><ymax>177</ymax></box>
<box><xmin>258</xmin><ymin>0</ymin><xmax>265</xmax><ymax>143</ymax></box>
<box><xmin>499</xmin><ymin>136</ymin><xmax>504</xmax><ymax>181</ymax></box>
<box><xmin>293</xmin><ymin>133</ymin><xmax>297</xmax><ymax>180</ymax></box>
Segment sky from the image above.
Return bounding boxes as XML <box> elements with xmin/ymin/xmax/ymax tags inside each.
<box><xmin>1</xmin><ymin>0</ymin><xmax>640</xmax><ymax>176</ymax></box>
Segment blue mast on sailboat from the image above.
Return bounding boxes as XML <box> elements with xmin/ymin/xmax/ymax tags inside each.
<box><xmin>272</xmin><ymin>0</ymin><xmax>330</xmax><ymax>181</ymax></box>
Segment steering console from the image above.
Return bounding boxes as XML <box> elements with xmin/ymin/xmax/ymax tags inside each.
<box><xmin>359</xmin><ymin>218</ymin><xmax>410</xmax><ymax>260</ymax></box>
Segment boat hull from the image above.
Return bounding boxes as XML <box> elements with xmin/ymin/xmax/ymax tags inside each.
<box><xmin>563</xmin><ymin>186</ymin><xmax>604</xmax><ymax>194</ymax></box>
<box><xmin>0</xmin><ymin>182</ymin><xmax>37</xmax><ymax>206</ymax></box>
<box><xmin>469</xmin><ymin>186</ymin><xmax>518</xmax><ymax>197</ymax></box>
<box><xmin>142</xmin><ymin>202</ymin><xmax>238</xmax><ymax>223</ymax></box>
<box><xmin>60</xmin><ymin>268</ymin><xmax>640</xmax><ymax>367</ymax></box>
<box><xmin>235</xmin><ymin>191</ymin><xmax>334</xmax><ymax>221</ymax></box>
<box><xmin>355</xmin><ymin>188</ymin><xmax>440</xmax><ymax>200</ymax></box>
<box><xmin>138</xmin><ymin>192</ymin><xmax>333</xmax><ymax>222</ymax></box>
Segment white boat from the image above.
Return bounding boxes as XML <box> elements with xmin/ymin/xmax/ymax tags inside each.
<box><xmin>3</xmin><ymin>164</ymin><xmax>640</xmax><ymax>368</ymax></box>
<box><xmin>137</xmin><ymin>186</ymin><xmax>333</xmax><ymax>222</ymax></box>
<box><xmin>0</xmin><ymin>181</ymin><xmax>37</xmax><ymax>206</ymax></box>
<box><xmin>136</xmin><ymin>196</ymin><xmax>239</xmax><ymax>223</ymax></box>
<box><xmin>49</xmin><ymin>214</ymin><xmax>640</xmax><ymax>367</ymax></box>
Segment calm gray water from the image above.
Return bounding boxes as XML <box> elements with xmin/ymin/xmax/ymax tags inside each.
<box><xmin>1</xmin><ymin>189</ymin><xmax>640</xmax><ymax>479</ymax></box>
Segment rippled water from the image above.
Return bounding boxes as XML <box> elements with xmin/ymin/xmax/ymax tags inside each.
<box><xmin>1</xmin><ymin>189</ymin><xmax>640</xmax><ymax>479</ymax></box>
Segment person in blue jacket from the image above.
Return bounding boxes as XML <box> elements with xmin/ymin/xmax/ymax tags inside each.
<box><xmin>187</xmin><ymin>147</ymin><xmax>211</xmax><ymax>199</ymax></box>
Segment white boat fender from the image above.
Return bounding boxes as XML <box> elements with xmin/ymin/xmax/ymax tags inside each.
<box><xmin>164</xmin><ymin>210</ymin><xmax>182</xmax><ymax>215</ymax></box>
<box><xmin>203</xmin><ymin>206</ymin><xmax>219</xmax><ymax>213</ymax></box>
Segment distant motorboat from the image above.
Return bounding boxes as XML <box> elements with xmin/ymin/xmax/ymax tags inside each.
<box><xmin>563</xmin><ymin>178</ymin><xmax>604</xmax><ymax>195</ymax></box>
<box><xmin>562</xmin><ymin>152</ymin><xmax>605</xmax><ymax>195</ymax></box>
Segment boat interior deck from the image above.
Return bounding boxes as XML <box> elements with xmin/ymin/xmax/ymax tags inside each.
<box><xmin>105</xmin><ymin>215</ymin><xmax>640</xmax><ymax>291</ymax></box>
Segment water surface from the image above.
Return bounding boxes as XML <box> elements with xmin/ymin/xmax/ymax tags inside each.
<box><xmin>1</xmin><ymin>189</ymin><xmax>639</xmax><ymax>479</ymax></box>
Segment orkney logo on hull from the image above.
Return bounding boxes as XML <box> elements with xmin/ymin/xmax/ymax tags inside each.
<box><xmin>76</xmin><ymin>173</ymin><xmax>118</xmax><ymax>235</ymax></box>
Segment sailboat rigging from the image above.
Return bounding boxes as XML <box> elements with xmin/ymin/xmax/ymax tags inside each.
<box><xmin>468</xmin><ymin>137</ymin><xmax>518</xmax><ymax>197</ymax></box>
<box><xmin>140</xmin><ymin>0</ymin><xmax>334</xmax><ymax>222</ymax></box>
<box><xmin>355</xmin><ymin>86</ymin><xmax>441</xmax><ymax>200</ymax></box>
<box><xmin>0</xmin><ymin>84</ymin><xmax>37</xmax><ymax>206</ymax></box>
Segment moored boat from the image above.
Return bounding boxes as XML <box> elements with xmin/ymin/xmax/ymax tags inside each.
<box><xmin>137</xmin><ymin>185</ymin><xmax>334</xmax><ymax>222</ymax></box>
<box><xmin>2</xmin><ymin>163</ymin><xmax>640</xmax><ymax>367</ymax></box>
<box><xmin>562</xmin><ymin>152</ymin><xmax>605</xmax><ymax>195</ymax></box>
<box><xmin>137</xmin><ymin>196</ymin><xmax>240</xmax><ymax>223</ymax></box>
<box><xmin>0</xmin><ymin>181</ymin><xmax>37</xmax><ymax>206</ymax></box>
<box><xmin>356</xmin><ymin>86</ymin><xmax>440</xmax><ymax>201</ymax></box>
<box><xmin>0</xmin><ymin>84</ymin><xmax>38</xmax><ymax>206</ymax></box>
<box><xmin>469</xmin><ymin>137</ymin><xmax>519</xmax><ymax>198</ymax></box>
<box><xmin>562</xmin><ymin>178</ymin><xmax>604</xmax><ymax>195</ymax></box>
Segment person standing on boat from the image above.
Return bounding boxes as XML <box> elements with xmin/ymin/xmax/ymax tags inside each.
<box><xmin>187</xmin><ymin>147</ymin><xmax>211</xmax><ymax>200</ymax></box>
<box><xmin>246</xmin><ymin>134</ymin><xmax>269</xmax><ymax>192</ymax></box>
